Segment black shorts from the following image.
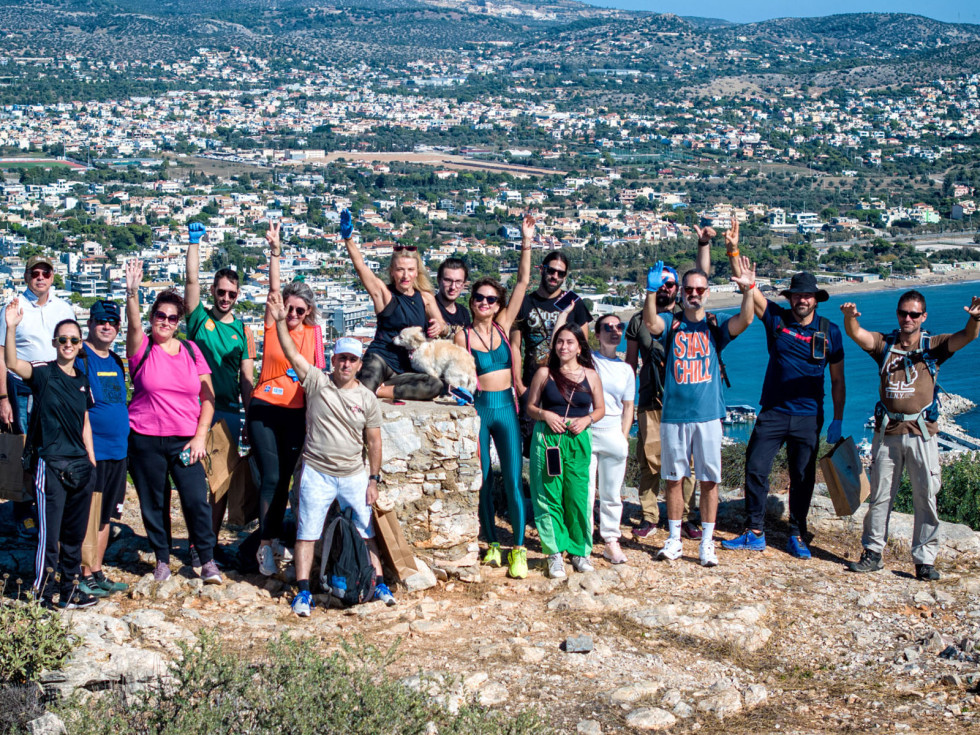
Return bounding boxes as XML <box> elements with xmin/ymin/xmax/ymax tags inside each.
<box><xmin>88</xmin><ymin>458</ymin><xmax>128</xmax><ymax>526</ymax></box>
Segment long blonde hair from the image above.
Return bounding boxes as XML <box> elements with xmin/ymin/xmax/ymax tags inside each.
<box><xmin>389</xmin><ymin>250</ymin><xmax>433</xmax><ymax>294</ymax></box>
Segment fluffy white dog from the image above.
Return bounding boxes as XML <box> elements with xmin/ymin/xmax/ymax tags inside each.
<box><xmin>393</xmin><ymin>326</ymin><xmax>477</xmax><ymax>393</ymax></box>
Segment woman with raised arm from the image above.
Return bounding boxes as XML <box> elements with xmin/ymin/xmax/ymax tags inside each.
<box><xmin>248</xmin><ymin>222</ymin><xmax>325</xmax><ymax>577</ymax></box>
<box><xmin>123</xmin><ymin>259</ymin><xmax>221</xmax><ymax>585</ymax></box>
<box><xmin>340</xmin><ymin>209</ymin><xmax>453</xmax><ymax>402</ymax></box>
<box><xmin>453</xmin><ymin>214</ymin><xmax>533</xmax><ymax>578</ymax></box>
<box><xmin>524</xmin><ymin>322</ymin><xmax>605</xmax><ymax>580</ymax></box>
<box><xmin>6</xmin><ymin>303</ymin><xmax>96</xmax><ymax>608</ymax></box>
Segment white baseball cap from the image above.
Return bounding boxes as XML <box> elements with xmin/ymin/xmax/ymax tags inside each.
<box><xmin>333</xmin><ymin>337</ymin><xmax>363</xmax><ymax>359</ymax></box>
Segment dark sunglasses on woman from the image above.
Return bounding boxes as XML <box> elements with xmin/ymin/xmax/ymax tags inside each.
<box><xmin>472</xmin><ymin>293</ymin><xmax>499</xmax><ymax>305</ymax></box>
<box><xmin>601</xmin><ymin>322</ymin><xmax>624</xmax><ymax>334</ymax></box>
<box><xmin>56</xmin><ymin>336</ymin><xmax>82</xmax><ymax>345</ymax></box>
<box><xmin>153</xmin><ymin>311</ymin><xmax>180</xmax><ymax>325</ymax></box>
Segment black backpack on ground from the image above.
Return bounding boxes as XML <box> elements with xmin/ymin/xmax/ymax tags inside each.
<box><xmin>319</xmin><ymin>502</ymin><xmax>376</xmax><ymax>606</ymax></box>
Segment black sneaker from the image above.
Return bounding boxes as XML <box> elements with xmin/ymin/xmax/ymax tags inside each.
<box><xmin>915</xmin><ymin>564</ymin><xmax>940</xmax><ymax>581</ymax></box>
<box><xmin>59</xmin><ymin>587</ymin><xmax>99</xmax><ymax>609</ymax></box>
<box><xmin>846</xmin><ymin>549</ymin><xmax>883</xmax><ymax>573</ymax></box>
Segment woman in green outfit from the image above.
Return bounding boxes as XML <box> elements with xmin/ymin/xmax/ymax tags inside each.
<box><xmin>524</xmin><ymin>323</ymin><xmax>604</xmax><ymax>579</ymax></box>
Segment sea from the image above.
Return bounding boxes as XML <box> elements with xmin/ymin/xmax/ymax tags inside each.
<box><xmin>621</xmin><ymin>280</ymin><xmax>980</xmax><ymax>444</ymax></box>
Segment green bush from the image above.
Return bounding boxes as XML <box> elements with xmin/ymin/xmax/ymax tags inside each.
<box><xmin>0</xmin><ymin>583</ymin><xmax>77</xmax><ymax>685</ymax></box>
<box><xmin>60</xmin><ymin>632</ymin><xmax>551</xmax><ymax>735</ymax></box>
<box><xmin>894</xmin><ymin>451</ymin><xmax>980</xmax><ymax>530</ymax></box>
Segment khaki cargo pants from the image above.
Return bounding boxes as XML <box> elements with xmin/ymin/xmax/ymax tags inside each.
<box><xmin>636</xmin><ymin>409</ymin><xmax>697</xmax><ymax>524</ymax></box>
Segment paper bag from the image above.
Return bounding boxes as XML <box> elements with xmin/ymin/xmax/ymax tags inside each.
<box><xmin>81</xmin><ymin>491</ymin><xmax>103</xmax><ymax>570</ymax></box>
<box><xmin>204</xmin><ymin>419</ymin><xmax>240</xmax><ymax>502</ymax></box>
<box><xmin>820</xmin><ymin>436</ymin><xmax>871</xmax><ymax>516</ymax></box>
<box><xmin>226</xmin><ymin>453</ymin><xmax>259</xmax><ymax>527</ymax></box>
<box><xmin>0</xmin><ymin>427</ymin><xmax>28</xmax><ymax>502</ymax></box>
<box><xmin>373</xmin><ymin>506</ymin><xmax>418</xmax><ymax>581</ymax></box>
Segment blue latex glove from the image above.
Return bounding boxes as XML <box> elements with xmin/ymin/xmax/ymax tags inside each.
<box><xmin>827</xmin><ymin>419</ymin><xmax>843</xmax><ymax>444</ymax></box>
<box><xmin>340</xmin><ymin>209</ymin><xmax>354</xmax><ymax>239</ymax></box>
<box><xmin>646</xmin><ymin>261</ymin><xmax>665</xmax><ymax>293</ymax></box>
<box><xmin>188</xmin><ymin>222</ymin><xmax>206</xmax><ymax>244</ymax></box>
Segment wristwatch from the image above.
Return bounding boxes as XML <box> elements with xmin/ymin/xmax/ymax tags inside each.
<box><xmin>368</xmin><ymin>474</ymin><xmax>382</xmax><ymax>483</ymax></box>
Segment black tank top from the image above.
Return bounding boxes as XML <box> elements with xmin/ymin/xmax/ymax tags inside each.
<box><xmin>540</xmin><ymin>374</ymin><xmax>592</xmax><ymax>418</ymax></box>
<box><xmin>366</xmin><ymin>285</ymin><xmax>427</xmax><ymax>372</ymax></box>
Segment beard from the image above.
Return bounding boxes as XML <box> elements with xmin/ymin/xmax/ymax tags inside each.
<box><xmin>655</xmin><ymin>291</ymin><xmax>675</xmax><ymax>310</ymax></box>
<box><xmin>793</xmin><ymin>302</ymin><xmax>816</xmax><ymax>321</ymax></box>
<box><xmin>541</xmin><ymin>276</ymin><xmax>562</xmax><ymax>297</ymax></box>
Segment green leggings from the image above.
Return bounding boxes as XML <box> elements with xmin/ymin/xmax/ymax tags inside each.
<box><xmin>530</xmin><ymin>422</ymin><xmax>592</xmax><ymax>557</ymax></box>
<box><xmin>476</xmin><ymin>389</ymin><xmax>525</xmax><ymax>546</ymax></box>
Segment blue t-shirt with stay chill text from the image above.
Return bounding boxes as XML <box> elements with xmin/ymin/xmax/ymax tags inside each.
<box><xmin>660</xmin><ymin>312</ymin><xmax>736</xmax><ymax>424</ymax></box>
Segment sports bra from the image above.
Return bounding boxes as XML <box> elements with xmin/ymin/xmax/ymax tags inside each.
<box><xmin>466</xmin><ymin>324</ymin><xmax>513</xmax><ymax>377</ymax></box>
<box><xmin>540</xmin><ymin>374</ymin><xmax>592</xmax><ymax>418</ymax></box>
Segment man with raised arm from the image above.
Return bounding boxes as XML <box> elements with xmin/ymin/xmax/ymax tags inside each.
<box><xmin>643</xmin><ymin>254</ymin><xmax>757</xmax><ymax>567</ymax></box>
<box><xmin>841</xmin><ymin>291</ymin><xmax>980</xmax><ymax>581</ymax></box>
<box><xmin>721</xmin><ymin>219</ymin><xmax>846</xmax><ymax>560</ymax></box>
<box><xmin>184</xmin><ymin>222</ymin><xmax>256</xmax><ymax>550</ymax></box>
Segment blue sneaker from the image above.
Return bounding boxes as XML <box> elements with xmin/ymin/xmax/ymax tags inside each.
<box><xmin>720</xmin><ymin>530</ymin><xmax>766</xmax><ymax>551</ymax></box>
<box><xmin>786</xmin><ymin>536</ymin><xmax>811</xmax><ymax>560</ymax></box>
<box><xmin>291</xmin><ymin>590</ymin><xmax>313</xmax><ymax>617</ymax></box>
<box><xmin>374</xmin><ymin>582</ymin><xmax>396</xmax><ymax>607</ymax></box>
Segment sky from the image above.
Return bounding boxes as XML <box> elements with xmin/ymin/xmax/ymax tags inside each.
<box><xmin>581</xmin><ymin>1</ymin><xmax>980</xmax><ymax>26</ymax></box>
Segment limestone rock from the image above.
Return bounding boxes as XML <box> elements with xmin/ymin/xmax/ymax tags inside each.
<box><xmin>607</xmin><ymin>680</ymin><xmax>663</xmax><ymax>705</ymax></box>
<box><xmin>477</xmin><ymin>681</ymin><xmax>509</xmax><ymax>706</ymax></box>
<box><xmin>697</xmin><ymin>688</ymin><xmax>742</xmax><ymax>720</ymax></box>
<box><xmin>625</xmin><ymin>707</ymin><xmax>677</xmax><ymax>731</ymax></box>
<box><xmin>27</xmin><ymin>713</ymin><xmax>67</xmax><ymax>735</ymax></box>
<box><xmin>403</xmin><ymin>559</ymin><xmax>438</xmax><ymax>593</ymax></box>
<box><xmin>743</xmin><ymin>684</ymin><xmax>768</xmax><ymax>708</ymax></box>
<box><xmin>577</xmin><ymin>720</ymin><xmax>602</xmax><ymax>734</ymax></box>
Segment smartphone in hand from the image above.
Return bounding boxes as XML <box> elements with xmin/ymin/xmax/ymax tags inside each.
<box><xmin>553</xmin><ymin>290</ymin><xmax>579</xmax><ymax>311</ymax></box>
<box><xmin>179</xmin><ymin>447</ymin><xmax>194</xmax><ymax>466</ymax></box>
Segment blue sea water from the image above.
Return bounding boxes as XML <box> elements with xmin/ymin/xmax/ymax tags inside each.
<box><xmin>621</xmin><ymin>280</ymin><xmax>980</xmax><ymax>443</ymax></box>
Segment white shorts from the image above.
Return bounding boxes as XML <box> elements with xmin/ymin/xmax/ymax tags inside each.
<box><xmin>296</xmin><ymin>465</ymin><xmax>374</xmax><ymax>541</ymax></box>
<box><xmin>660</xmin><ymin>420</ymin><xmax>723</xmax><ymax>484</ymax></box>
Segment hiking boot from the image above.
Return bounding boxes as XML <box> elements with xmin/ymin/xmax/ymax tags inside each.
<box><xmin>657</xmin><ymin>537</ymin><xmax>683</xmax><ymax>561</ymax></box>
<box><xmin>681</xmin><ymin>521</ymin><xmax>702</xmax><ymax>540</ymax></box>
<box><xmin>200</xmin><ymin>561</ymin><xmax>223</xmax><ymax>585</ymax></box>
<box><xmin>507</xmin><ymin>546</ymin><xmax>528</xmax><ymax>579</ymax></box>
<box><xmin>153</xmin><ymin>561</ymin><xmax>171</xmax><ymax>582</ymax></box>
<box><xmin>547</xmin><ymin>553</ymin><xmax>566</xmax><ymax>579</ymax></box>
<box><xmin>482</xmin><ymin>542</ymin><xmax>502</xmax><ymax>567</ymax></box>
<box><xmin>915</xmin><ymin>564</ymin><xmax>940</xmax><ymax>581</ymax></box>
<box><xmin>90</xmin><ymin>573</ymin><xmax>128</xmax><ymax>594</ymax></box>
<box><xmin>633</xmin><ymin>521</ymin><xmax>658</xmax><ymax>539</ymax></box>
<box><xmin>570</xmin><ymin>555</ymin><xmax>595</xmax><ymax>573</ymax></box>
<box><xmin>602</xmin><ymin>540</ymin><xmax>627</xmax><ymax>565</ymax></box>
<box><xmin>256</xmin><ymin>544</ymin><xmax>277</xmax><ymax>576</ymax></box>
<box><xmin>699</xmin><ymin>537</ymin><xmax>718</xmax><ymax>568</ymax></box>
<box><xmin>847</xmin><ymin>549</ymin><xmax>883</xmax><ymax>573</ymax></box>
<box><xmin>59</xmin><ymin>586</ymin><xmax>98</xmax><ymax>610</ymax></box>
<box><xmin>78</xmin><ymin>576</ymin><xmax>109</xmax><ymax>598</ymax></box>
<box><xmin>291</xmin><ymin>590</ymin><xmax>313</xmax><ymax>617</ymax></box>
<box><xmin>786</xmin><ymin>536</ymin><xmax>812</xmax><ymax>560</ymax></box>
<box><xmin>720</xmin><ymin>530</ymin><xmax>766</xmax><ymax>551</ymax></box>
<box><xmin>374</xmin><ymin>582</ymin><xmax>396</xmax><ymax>607</ymax></box>
<box><xmin>271</xmin><ymin>539</ymin><xmax>293</xmax><ymax>563</ymax></box>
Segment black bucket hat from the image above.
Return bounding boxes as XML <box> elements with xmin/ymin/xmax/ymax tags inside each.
<box><xmin>780</xmin><ymin>272</ymin><xmax>829</xmax><ymax>303</ymax></box>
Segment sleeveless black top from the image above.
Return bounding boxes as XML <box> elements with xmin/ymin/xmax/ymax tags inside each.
<box><xmin>366</xmin><ymin>285</ymin><xmax>427</xmax><ymax>372</ymax></box>
<box><xmin>540</xmin><ymin>374</ymin><xmax>592</xmax><ymax>419</ymax></box>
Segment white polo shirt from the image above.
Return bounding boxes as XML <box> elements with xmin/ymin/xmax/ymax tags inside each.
<box><xmin>0</xmin><ymin>289</ymin><xmax>77</xmax><ymax>373</ymax></box>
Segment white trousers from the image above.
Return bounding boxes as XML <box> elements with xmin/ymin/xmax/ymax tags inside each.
<box><xmin>587</xmin><ymin>425</ymin><xmax>630</xmax><ymax>542</ymax></box>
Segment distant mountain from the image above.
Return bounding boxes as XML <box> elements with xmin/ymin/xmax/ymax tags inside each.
<box><xmin>681</xmin><ymin>16</ymin><xmax>735</xmax><ymax>29</ymax></box>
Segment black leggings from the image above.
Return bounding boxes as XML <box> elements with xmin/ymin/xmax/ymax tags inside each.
<box><xmin>246</xmin><ymin>399</ymin><xmax>306</xmax><ymax>541</ymax></box>
<box><xmin>357</xmin><ymin>352</ymin><xmax>444</xmax><ymax>400</ymax></box>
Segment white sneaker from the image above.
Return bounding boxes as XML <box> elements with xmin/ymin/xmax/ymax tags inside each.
<box><xmin>548</xmin><ymin>553</ymin><xmax>567</xmax><ymax>579</ymax></box>
<box><xmin>570</xmin><ymin>555</ymin><xmax>595</xmax><ymax>573</ymax></box>
<box><xmin>271</xmin><ymin>539</ymin><xmax>293</xmax><ymax>563</ymax></box>
<box><xmin>657</xmin><ymin>537</ymin><xmax>683</xmax><ymax>561</ymax></box>
<box><xmin>257</xmin><ymin>544</ymin><xmax>277</xmax><ymax>576</ymax></box>
<box><xmin>602</xmin><ymin>540</ymin><xmax>627</xmax><ymax>565</ymax></box>
<box><xmin>699</xmin><ymin>537</ymin><xmax>718</xmax><ymax>567</ymax></box>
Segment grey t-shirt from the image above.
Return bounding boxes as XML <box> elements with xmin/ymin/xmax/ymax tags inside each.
<box><xmin>301</xmin><ymin>369</ymin><xmax>382</xmax><ymax>477</ymax></box>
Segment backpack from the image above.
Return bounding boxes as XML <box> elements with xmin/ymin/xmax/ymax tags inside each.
<box><xmin>132</xmin><ymin>337</ymin><xmax>196</xmax><ymax>378</ymax></box>
<box><xmin>664</xmin><ymin>312</ymin><xmax>731</xmax><ymax>388</ymax></box>
<box><xmin>319</xmin><ymin>502</ymin><xmax>376</xmax><ymax>606</ymax></box>
<box><xmin>772</xmin><ymin>314</ymin><xmax>831</xmax><ymax>361</ymax></box>
<box><xmin>873</xmin><ymin>330</ymin><xmax>943</xmax><ymax>435</ymax></box>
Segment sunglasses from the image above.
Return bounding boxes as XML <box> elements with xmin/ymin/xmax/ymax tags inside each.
<box><xmin>30</xmin><ymin>268</ymin><xmax>53</xmax><ymax>279</ymax></box>
<box><xmin>216</xmin><ymin>288</ymin><xmax>238</xmax><ymax>300</ymax></box>
<box><xmin>153</xmin><ymin>310</ymin><xmax>180</xmax><ymax>325</ymax></box>
<box><xmin>660</xmin><ymin>280</ymin><xmax>678</xmax><ymax>289</ymax></box>
<box><xmin>472</xmin><ymin>293</ymin><xmax>499</xmax><ymax>305</ymax></box>
<box><xmin>601</xmin><ymin>322</ymin><xmax>624</xmax><ymax>334</ymax></box>
<box><xmin>94</xmin><ymin>318</ymin><xmax>120</xmax><ymax>328</ymax></box>
<box><xmin>544</xmin><ymin>266</ymin><xmax>567</xmax><ymax>278</ymax></box>
<box><xmin>287</xmin><ymin>305</ymin><xmax>308</xmax><ymax>317</ymax></box>
<box><xmin>393</xmin><ymin>245</ymin><xmax>418</xmax><ymax>252</ymax></box>
<box><xmin>684</xmin><ymin>286</ymin><xmax>708</xmax><ymax>296</ymax></box>
<box><xmin>56</xmin><ymin>336</ymin><xmax>82</xmax><ymax>346</ymax></box>
<box><xmin>897</xmin><ymin>309</ymin><xmax>924</xmax><ymax>320</ymax></box>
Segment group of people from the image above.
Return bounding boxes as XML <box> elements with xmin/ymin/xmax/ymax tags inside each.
<box><xmin>4</xmin><ymin>212</ymin><xmax>978</xmax><ymax>612</ymax></box>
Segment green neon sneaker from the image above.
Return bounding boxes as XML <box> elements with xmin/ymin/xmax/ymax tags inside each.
<box><xmin>507</xmin><ymin>546</ymin><xmax>528</xmax><ymax>579</ymax></box>
<box><xmin>78</xmin><ymin>576</ymin><xmax>110</xmax><ymax>598</ymax></box>
<box><xmin>482</xmin><ymin>543</ymin><xmax>502</xmax><ymax>567</ymax></box>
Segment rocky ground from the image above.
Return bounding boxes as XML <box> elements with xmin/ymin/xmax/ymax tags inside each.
<box><xmin>3</xmin><ymin>484</ymin><xmax>980</xmax><ymax>734</ymax></box>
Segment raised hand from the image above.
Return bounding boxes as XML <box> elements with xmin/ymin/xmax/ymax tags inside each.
<box><xmin>267</xmin><ymin>291</ymin><xmax>287</xmax><ymax>322</ymax></box>
<box><xmin>840</xmin><ymin>302</ymin><xmax>861</xmax><ymax>320</ymax></box>
<box><xmin>340</xmin><ymin>209</ymin><xmax>354</xmax><ymax>240</ymax></box>
<box><xmin>693</xmin><ymin>224</ymin><xmax>716</xmax><ymax>244</ymax></box>
<box><xmin>646</xmin><ymin>261</ymin><xmax>666</xmax><ymax>292</ymax></box>
<box><xmin>521</xmin><ymin>213</ymin><xmax>536</xmax><ymax>242</ymax></box>
<box><xmin>964</xmin><ymin>296</ymin><xmax>980</xmax><ymax>320</ymax></box>
<box><xmin>724</xmin><ymin>216</ymin><xmax>739</xmax><ymax>254</ymax></box>
<box><xmin>5</xmin><ymin>298</ymin><xmax>23</xmax><ymax>328</ymax></box>
<box><xmin>265</xmin><ymin>221</ymin><xmax>281</xmax><ymax>257</ymax></box>
<box><xmin>188</xmin><ymin>222</ymin><xmax>206</xmax><ymax>245</ymax></box>
<box><xmin>125</xmin><ymin>259</ymin><xmax>143</xmax><ymax>292</ymax></box>
<box><xmin>730</xmin><ymin>256</ymin><xmax>756</xmax><ymax>291</ymax></box>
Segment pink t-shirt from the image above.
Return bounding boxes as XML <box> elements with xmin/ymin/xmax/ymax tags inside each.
<box><xmin>128</xmin><ymin>335</ymin><xmax>212</xmax><ymax>437</ymax></box>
